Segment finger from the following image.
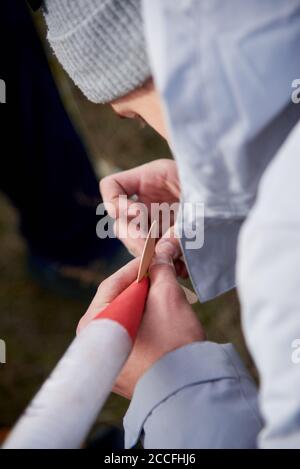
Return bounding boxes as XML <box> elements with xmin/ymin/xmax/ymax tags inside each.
<box><xmin>149</xmin><ymin>252</ymin><xmax>178</xmax><ymax>286</ymax></box>
<box><xmin>77</xmin><ymin>257</ymin><xmax>140</xmax><ymax>334</ymax></box>
<box><xmin>149</xmin><ymin>252</ymin><xmax>189</xmax><ymax>306</ymax></box>
<box><xmin>155</xmin><ymin>227</ymin><xmax>181</xmax><ymax>260</ymax></box>
<box><xmin>156</xmin><ymin>227</ymin><xmax>188</xmax><ymax>277</ymax></box>
<box><xmin>114</xmin><ymin>218</ymin><xmax>147</xmax><ymax>257</ymax></box>
<box><xmin>100</xmin><ymin>166</ymin><xmax>144</xmax><ymax>218</ymax></box>
<box><xmin>98</xmin><ymin>257</ymin><xmax>141</xmax><ymax>302</ymax></box>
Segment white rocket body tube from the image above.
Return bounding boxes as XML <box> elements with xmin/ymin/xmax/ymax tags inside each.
<box><xmin>3</xmin><ymin>319</ymin><xmax>132</xmax><ymax>449</ymax></box>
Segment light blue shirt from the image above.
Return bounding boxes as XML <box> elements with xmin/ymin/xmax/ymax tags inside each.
<box><xmin>144</xmin><ymin>0</ymin><xmax>300</xmax><ymax>302</ymax></box>
<box><xmin>124</xmin><ymin>342</ymin><xmax>262</xmax><ymax>449</ymax></box>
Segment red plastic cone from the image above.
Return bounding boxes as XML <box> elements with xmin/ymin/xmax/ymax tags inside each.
<box><xmin>95</xmin><ymin>277</ymin><xmax>150</xmax><ymax>341</ymax></box>
<box><xmin>3</xmin><ymin>278</ymin><xmax>150</xmax><ymax>449</ymax></box>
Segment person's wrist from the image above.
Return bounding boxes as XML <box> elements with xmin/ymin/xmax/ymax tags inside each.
<box><xmin>131</xmin><ymin>339</ymin><xmax>205</xmax><ymax>396</ymax></box>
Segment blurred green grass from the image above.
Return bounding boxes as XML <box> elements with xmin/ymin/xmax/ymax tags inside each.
<box><xmin>0</xmin><ymin>14</ymin><xmax>256</xmax><ymax>434</ymax></box>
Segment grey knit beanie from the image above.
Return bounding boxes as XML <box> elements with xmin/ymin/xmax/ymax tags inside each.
<box><xmin>43</xmin><ymin>0</ymin><xmax>151</xmax><ymax>103</ymax></box>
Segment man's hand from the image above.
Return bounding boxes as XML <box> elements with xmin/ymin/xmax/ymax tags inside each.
<box><xmin>100</xmin><ymin>159</ymin><xmax>180</xmax><ymax>256</ymax></box>
<box><xmin>114</xmin><ymin>253</ymin><xmax>205</xmax><ymax>399</ymax></box>
<box><xmin>100</xmin><ymin>159</ymin><xmax>187</xmax><ymax>276</ymax></box>
<box><xmin>77</xmin><ymin>257</ymin><xmax>141</xmax><ymax>334</ymax></box>
<box><xmin>77</xmin><ymin>254</ymin><xmax>205</xmax><ymax>400</ymax></box>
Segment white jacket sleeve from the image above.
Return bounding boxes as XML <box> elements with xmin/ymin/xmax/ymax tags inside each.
<box><xmin>237</xmin><ymin>123</ymin><xmax>300</xmax><ymax>448</ymax></box>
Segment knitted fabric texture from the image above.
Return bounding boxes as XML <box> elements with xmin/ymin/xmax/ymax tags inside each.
<box><xmin>43</xmin><ymin>0</ymin><xmax>151</xmax><ymax>103</ymax></box>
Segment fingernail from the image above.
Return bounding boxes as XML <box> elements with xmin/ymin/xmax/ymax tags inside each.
<box><xmin>156</xmin><ymin>240</ymin><xmax>180</xmax><ymax>259</ymax></box>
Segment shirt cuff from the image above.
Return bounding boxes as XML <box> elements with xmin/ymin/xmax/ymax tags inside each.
<box><xmin>124</xmin><ymin>341</ymin><xmax>252</xmax><ymax>448</ymax></box>
<box><xmin>181</xmin><ymin>217</ymin><xmax>244</xmax><ymax>302</ymax></box>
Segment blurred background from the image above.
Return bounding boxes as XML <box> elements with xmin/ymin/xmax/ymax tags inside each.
<box><xmin>0</xmin><ymin>4</ymin><xmax>255</xmax><ymax>445</ymax></box>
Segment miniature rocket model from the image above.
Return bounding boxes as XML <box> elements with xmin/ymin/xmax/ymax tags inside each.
<box><xmin>3</xmin><ymin>224</ymin><xmax>157</xmax><ymax>450</ymax></box>
<box><xmin>3</xmin><ymin>280</ymin><xmax>149</xmax><ymax>449</ymax></box>
<box><xmin>3</xmin><ymin>221</ymin><xmax>198</xmax><ymax>449</ymax></box>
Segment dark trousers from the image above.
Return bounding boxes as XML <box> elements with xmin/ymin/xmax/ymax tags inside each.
<box><xmin>0</xmin><ymin>0</ymin><xmax>106</xmax><ymax>265</ymax></box>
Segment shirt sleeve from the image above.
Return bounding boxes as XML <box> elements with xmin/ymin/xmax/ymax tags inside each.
<box><xmin>179</xmin><ymin>217</ymin><xmax>243</xmax><ymax>302</ymax></box>
<box><xmin>124</xmin><ymin>342</ymin><xmax>262</xmax><ymax>449</ymax></box>
<box><xmin>142</xmin><ymin>0</ymin><xmax>300</xmax><ymax>302</ymax></box>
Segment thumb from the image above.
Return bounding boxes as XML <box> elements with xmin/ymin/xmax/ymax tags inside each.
<box><xmin>156</xmin><ymin>228</ymin><xmax>188</xmax><ymax>278</ymax></box>
<box><xmin>155</xmin><ymin>227</ymin><xmax>181</xmax><ymax>260</ymax></box>
<box><xmin>149</xmin><ymin>252</ymin><xmax>180</xmax><ymax>288</ymax></box>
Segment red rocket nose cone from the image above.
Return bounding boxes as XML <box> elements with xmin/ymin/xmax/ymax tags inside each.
<box><xmin>95</xmin><ymin>277</ymin><xmax>150</xmax><ymax>341</ymax></box>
